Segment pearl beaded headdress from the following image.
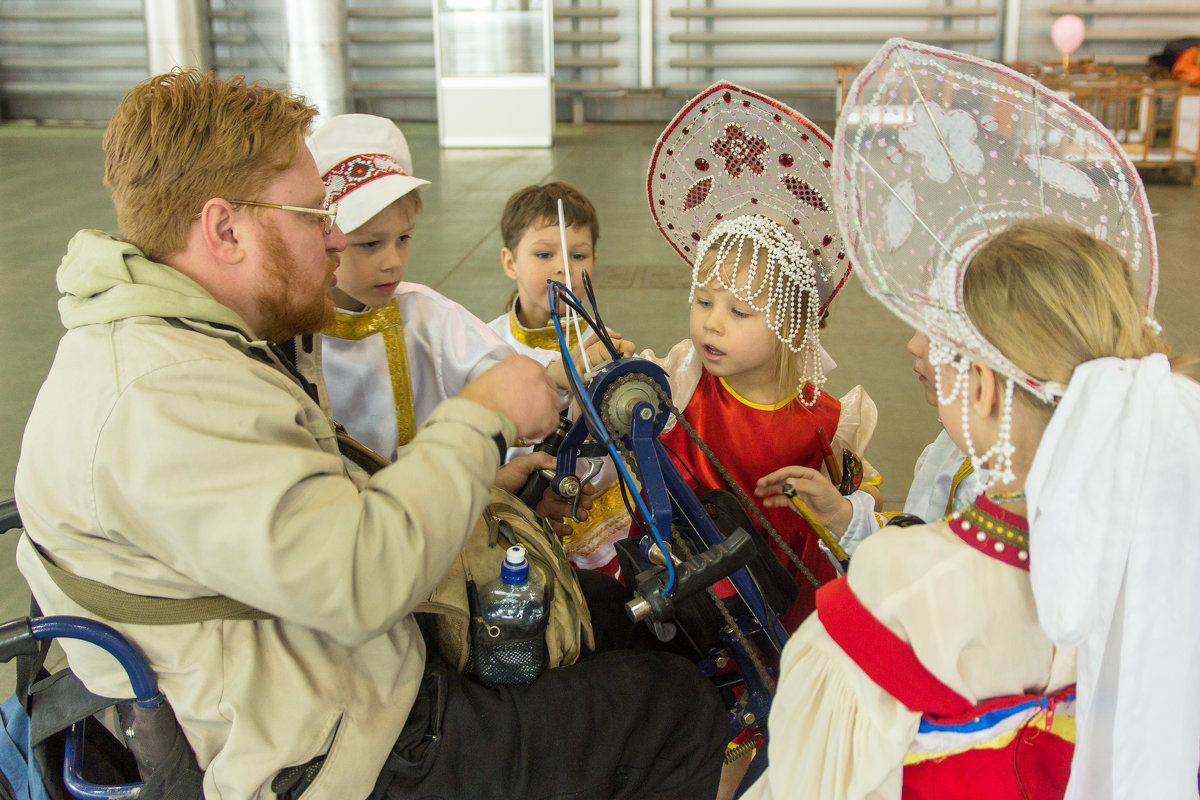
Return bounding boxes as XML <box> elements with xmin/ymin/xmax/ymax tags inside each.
<box><xmin>648</xmin><ymin>83</ymin><xmax>851</xmax><ymax>400</ymax></box>
<box><xmin>833</xmin><ymin>39</ymin><xmax>1159</xmax><ymax>485</ymax></box>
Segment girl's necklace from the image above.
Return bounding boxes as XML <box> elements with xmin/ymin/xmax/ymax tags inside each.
<box><xmin>985</xmin><ymin>490</ymin><xmax>1025</xmax><ymax>504</ymax></box>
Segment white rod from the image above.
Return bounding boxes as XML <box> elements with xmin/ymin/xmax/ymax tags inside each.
<box><xmin>1002</xmin><ymin>0</ymin><xmax>1023</xmax><ymax>64</ymax></box>
<box><xmin>557</xmin><ymin>199</ymin><xmax>591</xmax><ymax>373</ymax></box>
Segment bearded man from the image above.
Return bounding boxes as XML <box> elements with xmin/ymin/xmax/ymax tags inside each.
<box><xmin>13</xmin><ymin>71</ymin><xmax>725</xmax><ymax>800</ymax></box>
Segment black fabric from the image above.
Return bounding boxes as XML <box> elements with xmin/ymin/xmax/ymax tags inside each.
<box><xmin>371</xmin><ymin>650</ymin><xmax>726</xmax><ymax>800</ymax></box>
<box><xmin>26</xmin><ymin>672</ymin><xmax>117</xmax><ymax>749</ymax></box>
<box><xmin>134</xmin><ymin>729</ymin><xmax>204</xmax><ymax>800</ymax></box>
<box><xmin>272</xmin><ymin>755</ymin><xmax>327</xmax><ymax>800</ymax></box>
<box><xmin>14</xmin><ymin>599</ymin><xmax>46</xmax><ymax>718</ymax></box>
<box><xmin>574</xmin><ymin>570</ymin><xmax>640</xmax><ymax>653</ymax></box>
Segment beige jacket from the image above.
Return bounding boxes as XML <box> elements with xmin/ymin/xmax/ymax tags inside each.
<box><xmin>15</xmin><ymin>231</ymin><xmax>514</xmax><ymax>799</ymax></box>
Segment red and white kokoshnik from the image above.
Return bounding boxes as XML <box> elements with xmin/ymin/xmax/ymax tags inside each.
<box><xmin>647</xmin><ymin>82</ymin><xmax>852</xmax><ymax>399</ymax></box>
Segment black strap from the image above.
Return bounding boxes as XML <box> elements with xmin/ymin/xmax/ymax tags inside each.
<box><xmin>135</xmin><ymin>729</ymin><xmax>205</xmax><ymax>800</ymax></box>
<box><xmin>334</xmin><ymin>427</ymin><xmax>391</xmax><ymax>475</ymax></box>
<box><xmin>15</xmin><ymin>596</ymin><xmax>48</xmax><ymax>716</ymax></box>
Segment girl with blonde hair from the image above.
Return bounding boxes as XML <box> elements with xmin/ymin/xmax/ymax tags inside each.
<box><xmin>746</xmin><ymin>40</ymin><xmax>1200</xmax><ymax>800</ymax></box>
<box><xmin>644</xmin><ymin>82</ymin><xmax>883</xmax><ymax>629</ymax></box>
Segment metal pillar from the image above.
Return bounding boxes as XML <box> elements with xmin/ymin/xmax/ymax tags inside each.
<box><xmin>284</xmin><ymin>0</ymin><xmax>351</xmax><ymax>119</ymax></box>
<box><xmin>144</xmin><ymin>0</ymin><xmax>211</xmax><ymax>74</ymax></box>
<box><xmin>638</xmin><ymin>0</ymin><xmax>654</xmax><ymax>89</ymax></box>
<box><xmin>1002</xmin><ymin>0</ymin><xmax>1023</xmax><ymax>64</ymax></box>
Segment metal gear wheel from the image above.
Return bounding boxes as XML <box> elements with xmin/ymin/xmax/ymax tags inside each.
<box><xmin>598</xmin><ymin>373</ymin><xmax>667</xmax><ymax>441</ymax></box>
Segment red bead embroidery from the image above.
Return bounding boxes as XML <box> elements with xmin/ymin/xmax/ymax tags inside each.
<box><xmin>323</xmin><ymin>153</ymin><xmax>407</xmax><ymax>206</ymax></box>
<box><xmin>684</xmin><ymin>177</ymin><xmax>713</xmax><ymax>211</ymax></box>
<box><xmin>710</xmin><ymin>124</ymin><xmax>768</xmax><ymax>178</ymax></box>
<box><xmin>781</xmin><ymin>176</ymin><xmax>829</xmax><ymax>211</ymax></box>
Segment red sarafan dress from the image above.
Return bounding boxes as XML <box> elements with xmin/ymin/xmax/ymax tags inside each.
<box><xmin>647</xmin><ymin>341</ymin><xmax>880</xmax><ymax>629</ymax></box>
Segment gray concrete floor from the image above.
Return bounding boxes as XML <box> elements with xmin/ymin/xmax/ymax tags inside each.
<box><xmin>2</xmin><ymin>120</ymin><xmax>1198</xmax><ymax>696</ymax></box>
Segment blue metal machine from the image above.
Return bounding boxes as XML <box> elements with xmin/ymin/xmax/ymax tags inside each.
<box><xmin>541</xmin><ymin>279</ymin><xmax>794</xmax><ymax>759</ymax></box>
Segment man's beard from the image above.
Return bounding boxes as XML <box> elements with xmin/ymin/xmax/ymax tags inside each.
<box><xmin>255</xmin><ymin>224</ymin><xmax>337</xmax><ymax>343</ymax></box>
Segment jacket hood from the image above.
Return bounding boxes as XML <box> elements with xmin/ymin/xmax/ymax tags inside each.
<box><xmin>57</xmin><ymin>230</ymin><xmax>252</xmax><ymax>335</ymax></box>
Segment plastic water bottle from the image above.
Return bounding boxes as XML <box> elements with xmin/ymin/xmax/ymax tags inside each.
<box><xmin>480</xmin><ymin>545</ymin><xmax>546</xmax><ymax>630</ymax></box>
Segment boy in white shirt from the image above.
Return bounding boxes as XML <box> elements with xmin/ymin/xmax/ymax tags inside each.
<box><xmin>307</xmin><ymin>114</ymin><xmax>515</xmax><ymax>462</ymax></box>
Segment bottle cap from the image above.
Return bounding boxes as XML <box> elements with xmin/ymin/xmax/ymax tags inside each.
<box><xmin>500</xmin><ymin>545</ymin><xmax>529</xmax><ymax>584</ymax></box>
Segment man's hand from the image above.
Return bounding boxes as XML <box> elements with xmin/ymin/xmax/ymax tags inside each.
<box><xmin>461</xmin><ymin>355</ymin><xmax>559</xmax><ymax>441</ymax></box>
<box><xmin>538</xmin><ymin>479</ymin><xmax>596</xmax><ymax>539</ymax></box>
<box><xmin>494</xmin><ymin>451</ymin><xmax>555</xmax><ymax>495</ymax></box>
<box><xmin>494</xmin><ymin>452</ymin><xmax>597</xmax><ymax>539</ymax></box>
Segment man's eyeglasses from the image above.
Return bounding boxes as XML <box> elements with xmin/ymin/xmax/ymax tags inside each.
<box><xmin>229</xmin><ymin>200</ymin><xmax>339</xmax><ymax>235</ymax></box>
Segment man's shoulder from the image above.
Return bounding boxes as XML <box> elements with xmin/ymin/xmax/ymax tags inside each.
<box><xmin>106</xmin><ymin>317</ymin><xmax>254</xmax><ymax>375</ymax></box>
<box><xmin>66</xmin><ymin>317</ymin><xmax>299</xmax><ymax>408</ymax></box>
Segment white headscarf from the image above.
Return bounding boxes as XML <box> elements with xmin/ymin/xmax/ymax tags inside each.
<box><xmin>1027</xmin><ymin>353</ymin><xmax>1200</xmax><ymax>799</ymax></box>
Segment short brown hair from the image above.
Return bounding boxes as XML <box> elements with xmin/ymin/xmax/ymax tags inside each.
<box><xmin>500</xmin><ymin>182</ymin><xmax>599</xmax><ymax>250</ymax></box>
<box><xmin>103</xmin><ymin>70</ymin><xmax>318</xmax><ymax>261</ymax></box>
<box><xmin>396</xmin><ymin>189</ymin><xmax>423</xmax><ymax>219</ymax></box>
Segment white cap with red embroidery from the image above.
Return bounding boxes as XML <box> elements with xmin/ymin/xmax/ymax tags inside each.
<box><xmin>307</xmin><ymin>113</ymin><xmax>431</xmax><ymax>234</ymax></box>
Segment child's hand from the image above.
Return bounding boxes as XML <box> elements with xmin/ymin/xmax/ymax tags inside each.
<box><xmin>756</xmin><ymin>466</ymin><xmax>854</xmax><ymax>536</ymax></box>
<box><xmin>545</xmin><ymin>359</ymin><xmax>572</xmax><ymax>391</ymax></box>
<box><xmin>537</xmin><ymin>478</ymin><xmax>596</xmax><ymax>539</ymax></box>
<box><xmin>544</xmin><ymin>332</ymin><xmax>637</xmax><ymax>390</ymax></box>
<box><xmin>583</xmin><ymin>331</ymin><xmax>636</xmax><ymax>364</ymax></box>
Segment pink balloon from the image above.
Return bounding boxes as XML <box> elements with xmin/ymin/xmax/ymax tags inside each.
<box><xmin>1051</xmin><ymin>14</ymin><xmax>1086</xmax><ymax>56</ymax></box>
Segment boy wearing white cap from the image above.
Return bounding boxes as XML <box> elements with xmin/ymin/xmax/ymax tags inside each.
<box><xmin>307</xmin><ymin>113</ymin><xmax>515</xmax><ymax>462</ymax></box>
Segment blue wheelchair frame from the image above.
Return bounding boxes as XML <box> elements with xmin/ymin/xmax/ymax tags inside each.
<box><xmin>1</xmin><ymin>498</ymin><xmax>164</xmax><ymax>800</ymax></box>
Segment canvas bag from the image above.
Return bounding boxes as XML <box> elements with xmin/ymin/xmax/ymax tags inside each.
<box><xmin>331</xmin><ymin>430</ymin><xmax>595</xmax><ymax>675</ymax></box>
<box><xmin>416</xmin><ymin>487</ymin><xmax>594</xmax><ymax>675</ymax></box>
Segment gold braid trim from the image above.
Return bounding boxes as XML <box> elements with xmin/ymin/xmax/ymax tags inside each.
<box><xmin>324</xmin><ymin>299</ymin><xmax>417</xmax><ymax>447</ymax></box>
<box><xmin>507</xmin><ymin>304</ymin><xmax>580</xmax><ymax>353</ymax></box>
<box><xmin>561</xmin><ymin>482</ymin><xmax>634</xmax><ymax>556</ymax></box>
<box><xmin>961</xmin><ymin>502</ymin><xmax>1029</xmax><ymax>551</ymax></box>
<box><xmin>946</xmin><ymin>457</ymin><xmax>975</xmax><ymax>517</ymax></box>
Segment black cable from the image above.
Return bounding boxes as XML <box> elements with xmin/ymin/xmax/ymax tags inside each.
<box><xmin>548</xmin><ymin>280</ymin><xmax>620</xmax><ymax>361</ymax></box>
<box><xmin>613</xmin><ymin>462</ymin><xmax>650</xmax><ymax>539</ymax></box>
<box><xmin>580</xmin><ymin>271</ymin><xmax>619</xmax><ymax>357</ymax></box>
<box><xmin>659</xmin><ymin>438</ymin><xmax>705</xmax><ymax>490</ymax></box>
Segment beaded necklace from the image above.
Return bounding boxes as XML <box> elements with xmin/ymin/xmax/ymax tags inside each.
<box><xmin>948</xmin><ymin>494</ymin><xmax>1030</xmax><ymax>570</ymax></box>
